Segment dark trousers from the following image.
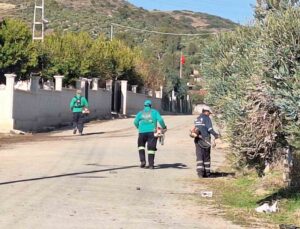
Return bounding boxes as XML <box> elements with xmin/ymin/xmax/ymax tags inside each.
<box><xmin>138</xmin><ymin>132</ymin><xmax>158</xmax><ymax>166</ymax></box>
<box><xmin>195</xmin><ymin>144</ymin><xmax>211</xmax><ymax>177</ymax></box>
<box><xmin>73</xmin><ymin>112</ymin><xmax>84</xmax><ymax>133</ymax></box>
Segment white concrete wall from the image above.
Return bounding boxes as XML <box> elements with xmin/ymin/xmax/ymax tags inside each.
<box><xmin>0</xmin><ymin>74</ymin><xmax>171</xmax><ymax>132</ymax></box>
<box><xmin>0</xmin><ymin>74</ymin><xmax>16</xmax><ymax>132</ymax></box>
<box><xmin>13</xmin><ymin>88</ymin><xmax>112</xmax><ymax>132</ymax></box>
<box><xmin>88</xmin><ymin>89</ymin><xmax>112</xmax><ymax>120</ymax></box>
<box><xmin>0</xmin><ymin>88</ymin><xmax>10</xmax><ymax>131</ymax></box>
<box><xmin>127</xmin><ymin>91</ymin><xmax>162</xmax><ymax>115</ymax></box>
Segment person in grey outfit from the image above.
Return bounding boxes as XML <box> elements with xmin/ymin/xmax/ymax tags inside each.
<box><xmin>193</xmin><ymin>106</ymin><xmax>219</xmax><ymax>178</ymax></box>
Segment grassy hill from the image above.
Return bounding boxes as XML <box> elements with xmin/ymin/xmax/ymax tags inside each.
<box><xmin>0</xmin><ymin>0</ymin><xmax>237</xmax><ymax>37</ymax></box>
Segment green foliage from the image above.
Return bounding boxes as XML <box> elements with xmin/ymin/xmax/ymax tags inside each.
<box><xmin>258</xmin><ymin>8</ymin><xmax>300</xmax><ymax>151</ymax></box>
<box><xmin>0</xmin><ymin>0</ymin><xmax>237</xmax><ymax>97</ymax></box>
<box><xmin>200</xmin><ymin>5</ymin><xmax>300</xmax><ymax>179</ymax></box>
<box><xmin>255</xmin><ymin>0</ymin><xmax>300</xmax><ymax>20</ymax></box>
<box><xmin>0</xmin><ymin>18</ymin><xmax>37</xmax><ymax>79</ymax></box>
<box><xmin>190</xmin><ymin>93</ymin><xmax>205</xmax><ymax>104</ymax></box>
<box><xmin>40</xmin><ymin>32</ymin><xmax>93</xmax><ymax>84</ymax></box>
<box><xmin>39</xmin><ymin>33</ymin><xmax>141</xmax><ymax>85</ymax></box>
<box><xmin>0</xmin><ymin>18</ymin><xmax>144</xmax><ymax>86</ymax></box>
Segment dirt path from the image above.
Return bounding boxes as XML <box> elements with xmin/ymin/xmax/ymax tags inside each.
<box><xmin>0</xmin><ymin>116</ymin><xmax>243</xmax><ymax>229</ymax></box>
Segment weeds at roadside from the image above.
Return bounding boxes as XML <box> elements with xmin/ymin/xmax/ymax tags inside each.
<box><xmin>193</xmin><ymin>168</ymin><xmax>300</xmax><ymax>228</ymax></box>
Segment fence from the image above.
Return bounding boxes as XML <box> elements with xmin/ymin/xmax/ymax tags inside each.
<box><xmin>0</xmin><ymin>74</ymin><xmax>192</xmax><ymax>133</ymax></box>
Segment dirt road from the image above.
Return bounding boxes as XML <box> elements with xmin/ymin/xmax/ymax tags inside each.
<box><xmin>0</xmin><ymin>116</ymin><xmax>242</xmax><ymax>229</ymax></box>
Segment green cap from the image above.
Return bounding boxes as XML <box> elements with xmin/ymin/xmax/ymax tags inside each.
<box><xmin>144</xmin><ymin>100</ymin><xmax>152</xmax><ymax>107</ymax></box>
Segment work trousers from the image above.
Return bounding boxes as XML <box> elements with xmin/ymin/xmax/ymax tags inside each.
<box><xmin>138</xmin><ymin>132</ymin><xmax>158</xmax><ymax>166</ymax></box>
<box><xmin>72</xmin><ymin>112</ymin><xmax>84</xmax><ymax>133</ymax></box>
<box><xmin>195</xmin><ymin>143</ymin><xmax>211</xmax><ymax>177</ymax></box>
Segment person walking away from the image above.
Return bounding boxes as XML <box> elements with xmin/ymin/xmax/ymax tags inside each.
<box><xmin>134</xmin><ymin>100</ymin><xmax>167</xmax><ymax>169</ymax></box>
<box><xmin>192</xmin><ymin>106</ymin><xmax>219</xmax><ymax>178</ymax></box>
<box><xmin>69</xmin><ymin>89</ymin><xmax>89</xmax><ymax>135</ymax></box>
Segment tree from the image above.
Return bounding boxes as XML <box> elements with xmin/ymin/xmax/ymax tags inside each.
<box><xmin>40</xmin><ymin>32</ymin><xmax>93</xmax><ymax>85</ymax></box>
<box><xmin>0</xmin><ymin>19</ymin><xmax>37</xmax><ymax>81</ymax></box>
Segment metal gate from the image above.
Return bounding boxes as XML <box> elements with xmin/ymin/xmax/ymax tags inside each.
<box><xmin>111</xmin><ymin>80</ymin><xmax>122</xmax><ymax>113</ymax></box>
<box><xmin>84</xmin><ymin>80</ymin><xmax>89</xmax><ymax>101</ymax></box>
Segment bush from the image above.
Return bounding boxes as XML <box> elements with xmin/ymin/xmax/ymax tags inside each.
<box><xmin>200</xmin><ymin>6</ymin><xmax>300</xmax><ymax>181</ymax></box>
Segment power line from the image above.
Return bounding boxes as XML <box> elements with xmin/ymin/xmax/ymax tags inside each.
<box><xmin>111</xmin><ymin>23</ymin><xmax>217</xmax><ymax>36</ymax></box>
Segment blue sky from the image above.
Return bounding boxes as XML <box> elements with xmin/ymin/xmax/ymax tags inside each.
<box><xmin>127</xmin><ymin>0</ymin><xmax>256</xmax><ymax>24</ymax></box>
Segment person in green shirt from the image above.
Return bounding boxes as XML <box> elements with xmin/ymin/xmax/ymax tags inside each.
<box><xmin>134</xmin><ymin>100</ymin><xmax>167</xmax><ymax>169</ymax></box>
<box><xmin>69</xmin><ymin>90</ymin><xmax>89</xmax><ymax>135</ymax></box>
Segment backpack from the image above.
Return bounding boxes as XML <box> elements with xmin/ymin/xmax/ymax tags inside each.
<box><xmin>74</xmin><ymin>96</ymin><xmax>83</xmax><ymax>108</ymax></box>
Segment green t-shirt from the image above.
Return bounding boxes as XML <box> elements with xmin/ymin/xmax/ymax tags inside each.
<box><xmin>69</xmin><ymin>95</ymin><xmax>89</xmax><ymax>113</ymax></box>
<box><xmin>134</xmin><ymin>107</ymin><xmax>166</xmax><ymax>133</ymax></box>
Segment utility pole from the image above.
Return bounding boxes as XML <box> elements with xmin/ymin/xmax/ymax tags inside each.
<box><xmin>110</xmin><ymin>24</ymin><xmax>114</xmax><ymax>41</ymax></box>
<box><xmin>32</xmin><ymin>0</ymin><xmax>45</xmax><ymax>42</ymax></box>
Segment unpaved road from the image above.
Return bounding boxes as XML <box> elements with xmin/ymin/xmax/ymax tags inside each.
<box><xmin>0</xmin><ymin>116</ymin><xmax>243</xmax><ymax>229</ymax></box>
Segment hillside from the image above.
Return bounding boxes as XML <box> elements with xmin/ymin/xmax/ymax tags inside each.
<box><xmin>0</xmin><ymin>0</ymin><xmax>237</xmax><ymax>37</ymax></box>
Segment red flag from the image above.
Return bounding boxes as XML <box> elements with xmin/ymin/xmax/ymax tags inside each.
<box><xmin>181</xmin><ymin>55</ymin><xmax>185</xmax><ymax>65</ymax></box>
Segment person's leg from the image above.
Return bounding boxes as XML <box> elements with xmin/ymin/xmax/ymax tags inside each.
<box><xmin>77</xmin><ymin>113</ymin><xmax>84</xmax><ymax>135</ymax></box>
<box><xmin>138</xmin><ymin>133</ymin><xmax>147</xmax><ymax>168</ymax></box>
<box><xmin>196</xmin><ymin>144</ymin><xmax>205</xmax><ymax>177</ymax></box>
<box><xmin>203</xmin><ymin>147</ymin><xmax>211</xmax><ymax>177</ymax></box>
<box><xmin>147</xmin><ymin>132</ymin><xmax>158</xmax><ymax>169</ymax></box>
<box><xmin>72</xmin><ymin>112</ymin><xmax>79</xmax><ymax>134</ymax></box>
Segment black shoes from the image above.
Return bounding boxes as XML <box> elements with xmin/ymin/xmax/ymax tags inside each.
<box><xmin>140</xmin><ymin>161</ymin><xmax>146</xmax><ymax>168</ymax></box>
<box><xmin>140</xmin><ymin>163</ymin><xmax>154</xmax><ymax>169</ymax></box>
<box><xmin>73</xmin><ymin>129</ymin><xmax>83</xmax><ymax>135</ymax></box>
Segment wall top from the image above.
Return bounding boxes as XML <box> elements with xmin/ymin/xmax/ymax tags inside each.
<box><xmin>4</xmin><ymin>73</ymin><xmax>17</xmax><ymax>78</ymax></box>
<box><xmin>54</xmin><ymin>75</ymin><xmax>64</xmax><ymax>79</ymax></box>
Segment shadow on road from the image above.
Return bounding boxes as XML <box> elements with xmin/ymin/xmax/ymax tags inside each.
<box><xmin>156</xmin><ymin>163</ymin><xmax>188</xmax><ymax>169</ymax></box>
<box><xmin>74</xmin><ymin>176</ymin><xmax>107</xmax><ymax>179</ymax></box>
<box><xmin>81</xmin><ymin>132</ymin><xmax>105</xmax><ymax>136</ymax></box>
<box><xmin>0</xmin><ymin>165</ymin><xmax>138</xmax><ymax>186</ymax></box>
<box><xmin>209</xmin><ymin>172</ymin><xmax>235</xmax><ymax>178</ymax></box>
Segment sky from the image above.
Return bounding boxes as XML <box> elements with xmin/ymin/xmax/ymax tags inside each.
<box><xmin>127</xmin><ymin>0</ymin><xmax>256</xmax><ymax>24</ymax></box>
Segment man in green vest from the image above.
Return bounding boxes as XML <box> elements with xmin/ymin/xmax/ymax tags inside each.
<box><xmin>134</xmin><ymin>100</ymin><xmax>167</xmax><ymax>169</ymax></box>
<box><xmin>69</xmin><ymin>89</ymin><xmax>89</xmax><ymax>135</ymax></box>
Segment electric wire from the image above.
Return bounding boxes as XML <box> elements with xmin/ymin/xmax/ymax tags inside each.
<box><xmin>111</xmin><ymin>23</ymin><xmax>217</xmax><ymax>36</ymax></box>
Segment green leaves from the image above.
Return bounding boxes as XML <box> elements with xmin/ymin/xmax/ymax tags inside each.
<box><xmin>37</xmin><ymin>32</ymin><xmax>141</xmax><ymax>85</ymax></box>
<box><xmin>0</xmin><ymin>19</ymin><xmax>143</xmax><ymax>86</ymax></box>
<box><xmin>200</xmin><ymin>6</ymin><xmax>300</xmax><ymax>175</ymax></box>
<box><xmin>0</xmin><ymin>19</ymin><xmax>37</xmax><ymax>79</ymax></box>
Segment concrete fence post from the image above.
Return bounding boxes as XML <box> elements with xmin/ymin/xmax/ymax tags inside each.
<box><xmin>132</xmin><ymin>85</ymin><xmax>138</xmax><ymax>93</ymax></box>
<box><xmin>76</xmin><ymin>78</ymin><xmax>81</xmax><ymax>90</ymax></box>
<box><xmin>54</xmin><ymin>75</ymin><xmax>64</xmax><ymax>91</ymax></box>
<box><xmin>106</xmin><ymin>80</ymin><xmax>113</xmax><ymax>91</ymax></box>
<box><xmin>76</xmin><ymin>77</ymin><xmax>87</xmax><ymax>90</ymax></box>
<box><xmin>155</xmin><ymin>91</ymin><xmax>161</xmax><ymax>98</ymax></box>
<box><xmin>121</xmin><ymin>80</ymin><xmax>128</xmax><ymax>115</ymax></box>
<box><xmin>92</xmin><ymin>78</ymin><xmax>99</xmax><ymax>91</ymax></box>
<box><xmin>0</xmin><ymin>74</ymin><xmax>16</xmax><ymax>132</ymax></box>
<box><xmin>30</xmin><ymin>75</ymin><xmax>40</xmax><ymax>92</ymax></box>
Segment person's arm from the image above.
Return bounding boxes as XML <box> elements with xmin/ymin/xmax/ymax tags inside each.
<box><xmin>134</xmin><ymin>112</ymin><xmax>141</xmax><ymax>129</ymax></box>
<box><xmin>69</xmin><ymin>97</ymin><xmax>75</xmax><ymax>110</ymax></box>
<box><xmin>206</xmin><ymin>118</ymin><xmax>219</xmax><ymax>138</ymax></box>
<box><xmin>156</xmin><ymin>111</ymin><xmax>166</xmax><ymax>129</ymax></box>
